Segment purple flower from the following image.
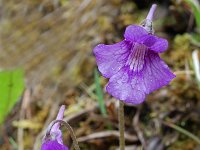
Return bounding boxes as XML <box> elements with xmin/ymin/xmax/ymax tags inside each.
<box><xmin>41</xmin><ymin>140</ymin><xmax>69</xmax><ymax>150</ymax></box>
<box><xmin>93</xmin><ymin>4</ymin><xmax>175</xmax><ymax>104</ymax></box>
<box><xmin>41</xmin><ymin>105</ymin><xmax>69</xmax><ymax>150</ymax></box>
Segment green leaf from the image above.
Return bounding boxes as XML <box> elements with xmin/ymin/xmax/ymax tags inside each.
<box><xmin>184</xmin><ymin>0</ymin><xmax>200</xmax><ymax>29</ymax></box>
<box><xmin>0</xmin><ymin>69</ymin><xmax>25</xmax><ymax>124</ymax></box>
<box><xmin>94</xmin><ymin>69</ymin><xmax>107</xmax><ymax>117</ymax></box>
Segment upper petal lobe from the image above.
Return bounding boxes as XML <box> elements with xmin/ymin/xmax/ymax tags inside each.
<box><xmin>93</xmin><ymin>40</ymin><xmax>131</xmax><ymax>78</ymax></box>
<box><xmin>137</xmin><ymin>34</ymin><xmax>168</xmax><ymax>53</ymax></box>
<box><xmin>149</xmin><ymin>37</ymin><xmax>168</xmax><ymax>52</ymax></box>
<box><xmin>124</xmin><ymin>25</ymin><xmax>148</xmax><ymax>42</ymax></box>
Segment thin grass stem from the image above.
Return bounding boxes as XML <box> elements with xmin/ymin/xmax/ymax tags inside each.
<box><xmin>163</xmin><ymin>121</ymin><xmax>200</xmax><ymax>145</ymax></box>
<box><xmin>119</xmin><ymin>101</ymin><xmax>125</xmax><ymax>150</ymax></box>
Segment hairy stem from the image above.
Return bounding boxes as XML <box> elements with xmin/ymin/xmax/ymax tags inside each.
<box><xmin>119</xmin><ymin>101</ymin><xmax>125</xmax><ymax>150</ymax></box>
<box><xmin>46</xmin><ymin>120</ymin><xmax>80</xmax><ymax>150</ymax></box>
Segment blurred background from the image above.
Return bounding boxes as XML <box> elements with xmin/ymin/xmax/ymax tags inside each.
<box><xmin>0</xmin><ymin>0</ymin><xmax>200</xmax><ymax>150</ymax></box>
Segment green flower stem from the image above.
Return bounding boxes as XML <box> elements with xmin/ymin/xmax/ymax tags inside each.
<box><xmin>119</xmin><ymin>100</ymin><xmax>125</xmax><ymax>150</ymax></box>
<box><xmin>163</xmin><ymin>121</ymin><xmax>200</xmax><ymax>145</ymax></box>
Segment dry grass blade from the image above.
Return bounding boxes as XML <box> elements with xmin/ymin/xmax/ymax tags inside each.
<box><xmin>77</xmin><ymin>130</ymin><xmax>138</xmax><ymax>142</ymax></box>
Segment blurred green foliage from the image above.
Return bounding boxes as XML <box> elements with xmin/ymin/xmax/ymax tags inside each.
<box><xmin>183</xmin><ymin>0</ymin><xmax>200</xmax><ymax>46</ymax></box>
<box><xmin>184</xmin><ymin>0</ymin><xmax>200</xmax><ymax>29</ymax></box>
<box><xmin>0</xmin><ymin>69</ymin><xmax>25</xmax><ymax>124</ymax></box>
<box><xmin>94</xmin><ymin>69</ymin><xmax>107</xmax><ymax>117</ymax></box>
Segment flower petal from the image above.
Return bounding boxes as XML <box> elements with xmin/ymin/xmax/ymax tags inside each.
<box><xmin>106</xmin><ymin>66</ymin><xmax>146</xmax><ymax>104</ymax></box>
<box><xmin>137</xmin><ymin>34</ymin><xmax>168</xmax><ymax>53</ymax></box>
<box><xmin>149</xmin><ymin>37</ymin><xmax>168</xmax><ymax>53</ymax></box>
<box><xmin>41</xmin><ymin>140</ymin><xmax>69</xmax><ymax>150</ymax></box>
<box><xmin>137</xmin><ymin>34</ymin><xmax>157</xmax><ymax>47</ymax></box>
<box><xmin>124</xmin><ymin>25</ymin><xmax>148</xmax><ymax>42</ymax></box>
<box><xmin>93</xmin><ymin>40</ymin><xmax>131</xmax><ymax>78</ymax></box>
<box><xmin>142</xmin><ymin>51</ymin><xmax>175</xmax><ymax>94</ymax></box>
<box><xmin>106</xmin><ymin>51</ymin><xmax>175</xmax><ymax>104</ymax></box>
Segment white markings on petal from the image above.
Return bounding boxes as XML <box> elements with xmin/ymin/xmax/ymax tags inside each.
<box><xmin>126</xmin><ymin>43</ymin><xmax>147</xmax><ymax>72</ymax></box>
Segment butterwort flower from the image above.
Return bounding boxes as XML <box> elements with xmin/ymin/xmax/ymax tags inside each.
<box><xmin>93</xmin><ymin>4</ymin><xmax>175</xmax><ymax>104</ymax></box>
<box><xmin>41</xmin><ymin>105</ymin><xmax>69</xmax><ymax>150</ymax></box>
